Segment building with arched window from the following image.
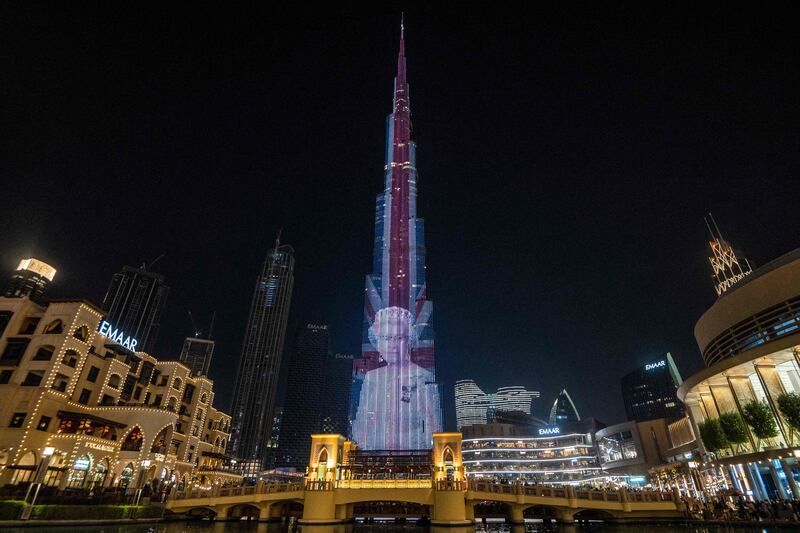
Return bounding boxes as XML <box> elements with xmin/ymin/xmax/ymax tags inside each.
<box><xmin>0</xmin><ymin>292</ymin><xmax>238</xmax><ymax>493</ymax></box>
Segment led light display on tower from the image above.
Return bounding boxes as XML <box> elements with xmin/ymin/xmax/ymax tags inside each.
<box><xmin>350</xmin><ymin>23</ymin><xmax>442</xmax><ymax>450</ymax></box>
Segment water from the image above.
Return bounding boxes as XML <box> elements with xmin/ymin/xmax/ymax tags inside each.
<box><xmin>0</xmin><ymin>522</ymin><xmax>788</xmax><ymax>533</ymax></box>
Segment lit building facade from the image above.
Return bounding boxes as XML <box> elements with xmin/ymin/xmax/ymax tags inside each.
<box><xmin>4</xmin><ymin>258</ymin><xmax>57</xmax><ymax>305</ymax></box>
<box><xmin>0</xmin><ymin>294</ymin><xmax>236</xmax><ymax>491</ymax></box>
<box><xmin>548</xmin><ymin>389</ymin><xmax>580</xmax><ymax>425</ymax></box>
<box><xmin>229</xmin><ymin>240</ymin><xmax>294</xmax><ymax>476</ymax></box>
<box><xmin>454</xmin><ymin>379</ymin><xmax>539</xmax><ymax>430</ymax></box>
<box><xmin>620</xmin><ymin>353</ymin><xmax>684</xmax><ymax>423</ymax></box>
<box><xmin>679</xmin><ymin>246</ymin><xmax>800</xmax><ymax>500</ymax></box>
<box><xmin>321</xmin><ymin>352</ymin><xmax>354</xmax><ymax>435</ymax></box>
<box><xmin>350</xmin><ymin>24</ymin><xmax>442</xmax><ymax>449</ymax></box>
<box><xmin>461</xmin><ymin>419</ymin><xmax>606</xmax><ymax>485</ymax></box>
<box><xmin>179</xmin><ymin>336</ymin><xmax>215</xmax><ymax>377</ymax></box>
<box><xmin>102</xmin><ymin>265</ymin><xmax>169</xmax><ymax>353</ymax></box>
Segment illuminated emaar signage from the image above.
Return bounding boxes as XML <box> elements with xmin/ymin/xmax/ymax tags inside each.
<box><xmin>98</xmin><ymin>321</ymin><xmax>138</xmax><ymax>351</ymax></box>
<box><xmin>645</xmin><ymin>360</ymin><xmax>666</xmax><ymax>371</ymax></box>
<box><xmin>538</xmin><ymin>427</ymin><xmax>560</xmax><ymax>436</ymax></box>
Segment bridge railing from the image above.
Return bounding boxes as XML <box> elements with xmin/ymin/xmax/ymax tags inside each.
<box><xmin>172</xmin><ymin>482</ymin><xmax>303</xmax><ymax>500</ymax></box>
<box><xmin>336</xmin><ymin>479</ymin><xmax>433</xmax><ymax>489</ymax></box>
<box><xmin>467</xmin><ymin>480</ymin><xmax>674</xmax><ymax>503</ymax></box>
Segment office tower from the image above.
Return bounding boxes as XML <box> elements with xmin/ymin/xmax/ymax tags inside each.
<box><xmin>549</xmin><ymin>389</ymin><xmax>580</xmax><ymax>425</ymax></box>
<box><xmin>454</xmin><ymin>379</ymin><xmax>539</xmax><ymax>430</ymax></box>
<box><xmin>229</xmin><ymin>239</ymin><xmax>294</xmax><ymax>476</ymax></box>
<box><xmin>321</xmin><ymin>352</ymin><xmax>354</xmax><ymax>435</ymax></box>
<box><xmin>101</xmin><ymin>265</ymin><xmax>169</xmax><ymax>353</ymax></box>
<box><xmin>350</xmin><ymin>22</ymin><xmax>443</xmax><ymax>450</ymax></box>
<box><xmin>277</xmin><ymin>323</ymin><xmax>329</xmax><ymax>469</ymax></box>
<box><xmin>4</xmin><ymin>258</ymin><xmax>56</xmax><ymax>304</ymax></box>
<box><xmin>179</xmin><ymin>337</ymin><xmax>215</xmax><ymax>376</ymax></box>
<box><xmin>621</xmin><ymin>353</ymin><xmax>684</xmax><ymax>422</ymax></box>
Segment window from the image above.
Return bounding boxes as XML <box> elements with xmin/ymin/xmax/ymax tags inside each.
<box><xmin>172</xmin><ymin>377</ymin><xmax>182</xmax><ymax>390</ymax></box>
<box><xmin>21</xmin><ymin>372</ymin><xmax>43</xmax><ymax>386</ymax></box>
<box><xmin>51</xmin><ymin>374</ymin><xmax>68</xmax><ymax>392</ymax></box>
<box><xmin>37</xmin><ymin>416</ymin><xmax>52</xmax><ymax>431</ymax></box>
<box><xmin>72</xmin><ymin>325</ymin><xmax>89</xmax><ymax>342</ymax></box>
<box><xmin>0</xmin><ymin>311</ymin><xmax>12</xmax><ymax>336</ymax></box>
<box><xmin>1</xmin><ymin>338</ymin><xmax>30</xmax><ymax>363</ymax></box>
<box><xmin>62</xmin><ymin>350</ymin><xmax>79</xmax><ymax>368</ymax></box>
<box><xmin>101</xmin><ymin>394</ymin><xmax>115</xmax><ymax>406</ymax></box>
<box><xmin>0</xmin><ymin>370</ymin><xmax>12</xmax><ymax>384</ymax></box>
<box><xmin>182</xmin><ymin>383</ymin><xmax>195</xmax><ymax>403</ymax></box>
<box><xmin>133</xmin><ymin>386</ymin><xmax>142</xmax><ymax>400</ymax></box>
<box><xmin>107</xmin><ymin>374</ymin><xmax>121</xmax><ymax>389</ymax></box>
<box><xmin>200</xmin><ymin>393</ymin><xmax>208</xmax><ymax>404</ymax></box>
<box><xmin>32</xmin><ymin>345</ymin><xmax>55</xmax><ymax>361</ymax></box>
<box><xmin>78</xmin><ymin>388</ymin><xmax>91</xmax><ymax>405</ymax></box>
<box><xmin>159</xmin><ymin>376</ymin><xmax>168</xmax><ymax>386</ymax></box>
<box><xmin>43</xmin><ymin>319</ymin><xmax>63</xmax><ymax>334</ymax></box>
<box><xmin>18</xmin><ymin>317</ymin><xmax>41</xmax><ymax>335</ymax></box>
<box><xmin>9</xmin><ymin>413</ymin><xmax>26</xmax><ymax>428</ymax></box>
<box><xmin>153</xmin><ymin>394</ymin><xmax>163</xmax><ymax>406</ymax></box>
<box><xmin>86</xmin><ymin>366</ymin><xmax>100</xmax><ymax>383</ymax></box>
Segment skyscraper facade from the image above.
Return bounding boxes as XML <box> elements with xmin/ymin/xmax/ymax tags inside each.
<box><xmin>179</xmin><ymin>337</ymin><xmax>215</xmax><ymax>376</ymax></box>
<box><xmin>620</xmin><ymin>353</ymin><xmax>684</xmax><ymax>422</ymax></box>
<box><xmin>548</xmin><ymin>389</ymin><xmax>581</xmax><ymax>425</ymax></box>
<box><xmin>229</xmin><ymin>241</ymin><xmax>294</xmax><ymax>476</ymax></box>
<box><xmin>4</xmin><ymin>258</ymin><xmax>56</xmax><ymax>305</ymax></box>
<box><xmin>277</xmin><ymin>323</ymin><xmax>329</xmax><ymax>469</ymax></box>
<box><xmin>454</xmin><ymin>379</ymin><xmax>540</xmax><ymax>431</ymax></box>
<box><xmin>350</xmin><ymin>23</ymin><xmax>442</xmax><ymax>450</ymax></box>
<box><xmin>321</xmin><ymin>352</ymin><xmax>354</xmax><ymax>435</ymax></box>
<box><xmin>101</xmin><ymin>265</ymin><xmax>169</xmax><ymax>353</ymax></box>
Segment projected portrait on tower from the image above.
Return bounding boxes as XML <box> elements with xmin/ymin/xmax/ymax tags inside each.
<box><xmin>351</xmin><ymin>306</ymin><xmax>440</xmax><ymax>450</ymax></box>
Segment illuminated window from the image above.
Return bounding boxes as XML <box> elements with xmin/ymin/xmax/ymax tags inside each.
<box><xmin>37</xmin><ymin>416</ymin><xmax>51</xmax><ymax>432</ymax></box>
<box><xmin>72</xmin><ymin>325</ymin><xmax>89</xmax><ymax>342</ymax></box>
<box><xmin>43</xmin><ymin>320</ymin><xmax>63</xmax><ymax>334</ymax></box>
<box><xmin>9</xmin><ymin>412</ymin><xmax>26</xmax><ymax>428</ymax></box>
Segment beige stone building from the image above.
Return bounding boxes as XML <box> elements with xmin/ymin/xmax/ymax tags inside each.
<box><xmin>0</xmin><ymin>295</ymin><xmax>239</xmax><ymax>492</ymax></box>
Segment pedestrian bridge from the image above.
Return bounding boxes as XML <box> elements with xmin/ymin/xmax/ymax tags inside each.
<box><xmin>166</xmin><ymin>479</ymin><xmax>682</xmax><ymax>524</ymax></box>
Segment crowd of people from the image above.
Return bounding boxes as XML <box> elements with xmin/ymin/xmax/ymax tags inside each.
<box><xmin>684</xmin><ymin>496</ymin><xmax>800</xmax><ymax>522</ymax></box>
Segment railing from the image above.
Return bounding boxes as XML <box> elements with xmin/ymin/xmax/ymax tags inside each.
<box><xmin>468</xmin><ymin>480</ymin><xmax>674</xmax><ymax>503</ymax></box>
<box><xmin>173</xmin><ymin>482</ymin><xmax>302</xmax><ymax>500</ymax></box>
<box><xmin>337</xmin><ymin>479</ymin><xmax>432</xmax><ymax>489</ymax></box>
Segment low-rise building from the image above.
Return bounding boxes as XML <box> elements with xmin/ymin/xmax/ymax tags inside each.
<box><xmin>0</xmin><ymin>294</ymin><xmax>238</xmax><ymax>493</ymax></box>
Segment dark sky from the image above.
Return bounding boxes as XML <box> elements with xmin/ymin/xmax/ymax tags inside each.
<box><xmin>2</xmin><ymin>5</ymin><xmax>799</xmax><ymax>429</ymax></box>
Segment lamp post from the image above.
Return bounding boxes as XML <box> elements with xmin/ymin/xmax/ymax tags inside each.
<box><xmin>20</xmin><ymin>447</ymin><xmax>55</xmax><ymax>520</ymax></box>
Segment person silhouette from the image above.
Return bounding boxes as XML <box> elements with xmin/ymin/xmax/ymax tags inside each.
<box><xmin>351</xmin><ymin>306</ymin><xmax>440</xmax><ymax>449</ymax></box>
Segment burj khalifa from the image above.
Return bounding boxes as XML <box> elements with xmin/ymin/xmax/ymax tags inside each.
<box><xmin>350</xmin><ymin>22</ymin><xmax>443</xmax><ymax>450</ymax></box>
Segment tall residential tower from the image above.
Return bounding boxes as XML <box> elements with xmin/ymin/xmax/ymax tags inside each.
<box><xmin>229</xmin><ymin>238</ymin><xmax>294</xmax><ymax>476</ymax></box>
<box><xmin>350</xmin><ymin>23</ymin><xmax>442</xmax><ymax>450</ymax></box>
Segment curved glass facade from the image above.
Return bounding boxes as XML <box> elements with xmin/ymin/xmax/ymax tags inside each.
<box><xmin>462</xmin><ymin>433</ymin><xmax>603</xmax><ymax>484</ymax></box>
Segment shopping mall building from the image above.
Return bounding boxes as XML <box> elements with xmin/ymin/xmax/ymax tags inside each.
<box><xmin>679</xmin><ymin>247</ymin><xmax>800</xmax><ymax>500</ymax></box>
<box><xmin>0</xmin><ymin>293</ymin><xmax>238</xmax><ymax>492</ymax></box>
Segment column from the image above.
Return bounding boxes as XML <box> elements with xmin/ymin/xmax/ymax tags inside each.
<box><xmin>748</xmin><ymin>463</ymin><xmax>770</xmax><ymax>500</ymax></box>
<box><xmin>768</xmin><ymin>461</ymin><xmax>789</xmax><ymax>499</ymax></box>
<box><xmin>780</xmin><ymin>459</ymin><xmax>800</xmax><ymax>499</ymax></box>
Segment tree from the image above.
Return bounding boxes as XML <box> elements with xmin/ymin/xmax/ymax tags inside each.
<box><xmin>742</xmin><ymin>399</ymin><xmax>778</xmax><ymax>449</ymax></box>
<box><xmin>698</xmin><ymin>418</ymin><xmax>728</xmax><ymax>454</ymax></box>
<box><xmin>718</xmin><ymin>411</ymin><xmax>750</xmax><ymax>453</ymax></box>
<box><xmin>777</xmin><ymin>392</ymin><xmax>800</xmax><ymax>445</ymax></box>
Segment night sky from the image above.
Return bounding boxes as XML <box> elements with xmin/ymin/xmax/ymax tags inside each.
<box><xmin>3</xmin><ymin>5</ymin><xmax>799</xmax><ymax>429</ymax></box>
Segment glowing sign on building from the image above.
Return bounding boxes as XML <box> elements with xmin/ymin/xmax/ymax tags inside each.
<box><xmin>98</xmin><ymin>320</ymin><xmax>138</xmax><ymax>351</ymax></box>
<box><xmin>16</xmin><ymin>258</ymin><xmax>56</xmax><ymax>281</ymax></box>
<box><xmin>646</xmin><ymin>360</ymin><xmax>666</xmax><ymax>371</ymax></box>
<box><xmin>538</xmin><ymin>427</ymin><xmax>561</xmax><ymax>436</ymax></box>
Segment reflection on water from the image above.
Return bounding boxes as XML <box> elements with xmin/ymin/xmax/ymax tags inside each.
<box><xmin>0</xmin><ymin>522</ymin><xmax>785</xmax><ymax>533</ymax></box>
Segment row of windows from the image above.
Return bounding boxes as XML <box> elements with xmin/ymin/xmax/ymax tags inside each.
<box><xmin>9</xmin><ymin>412</ymin><xmax>51</xmax><ymax>431</ymax></box>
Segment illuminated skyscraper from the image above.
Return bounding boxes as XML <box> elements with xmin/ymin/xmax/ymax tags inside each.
<box><xmin>179</xmin><ymin>337</ymin><xmax>215</xmax><ymax>376</ymax></box>
<box><xmin>548</xmin><ymin>389</ymin><xmax>580</xmax><ymax>425</ymax></box>
<box><xmin>350</xmin><ymin>22</ymin><xmax>442</xmax><ymax>450</ymax></box>
<box><xmin>454</xmin><ymin>379</ymin><xmax>540</xmax><ymax>431</ymax></box>
<box><xmin>101</xmin><ymin>265</ymin><xmax>169</xmax><ymax>353</ymax></box>
<box><xmin>229</xmin><ymin>238</ymin><xmax>294</xmax><ymax>476</ymax></box>
<box><xmin>4</xmin><ymin>258</ymin><xmax>56</xmax><ymax>305</ymax></box>
<box><xmin>620</xmin><ymin>353</ymin><xmax>684</xmax><ymax>422</ymax></box>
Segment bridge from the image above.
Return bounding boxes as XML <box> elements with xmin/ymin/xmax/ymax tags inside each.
<box><xmin>165</xmin><ymin>433</ymin><xmax>683</xmax><ymax>525</ymax></box>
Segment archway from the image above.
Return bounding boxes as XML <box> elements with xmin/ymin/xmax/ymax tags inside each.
<box><xmin>186</xmin><ymin>507</ymin><xmax>217</xmax><ymax>519</ymax></box>
<box><xmin>119</xmin><ymin>463</ymin><xmax>135</xmax><ymax>489</ymax></box>
<box><xmin>315</xmin><ymin>447</ymin><xmax>329</xmax><ymax>480</ymax></box>
<box><xmin>352</xmin><ymin>500</ymin><xmax>430</xmax><ymax>518</ymax></box>
<box><xmin>573</xmin><ymin>509</ymin><xmax>615</xmax><ymax>523</ymax></box>
<box><xmin>473</xmin><ymin>500</ymin><xmax>511</xmax><ymax>519</ymax></box>
<box><xmin>268</xmin><ymin>500</ymin><xmax>304</xmax><ymax>520</ymax></box>
<box><xmin>67</xmin><ymin>454</ymin><xmax>92</xmax><ymax>488</ymax></box>
<box><xmin>227</xmin><ymin>504</ymin><xmax>261</xmax><ymax>520</ymax></box>
<box><xmin>121</xmin><ymin>426</ymin><xmax>144</xmax><ymax>451</ymax></box>
<box><xmin>87</xmin><ymin>457</ymin><xmax>110</xmax><ymax>489</ymax></box>
<box><xmin>151</xmin><ymin>426</ymin><xmax>171</xmax><ymax>453</ymax></box>
<box><xmin>11</xmin><ymin>451</ymin><xmax>37</xmax><ymax>484</ymax></box>
<box><xmin>523</xmin><ymin>505</ymin><xmax>561</xmax><ymax>522</ymax></box>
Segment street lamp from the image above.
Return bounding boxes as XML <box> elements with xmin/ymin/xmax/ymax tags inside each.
<box><xmin>20</xmin><ymin>447</ymin><xmax>55</xmax><ymax>520</ymax></box>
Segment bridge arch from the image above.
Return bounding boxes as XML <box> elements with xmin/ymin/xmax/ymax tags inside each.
<box><xmin>573</xmin><ymin>508</ymin><xmax>616</xmax><ymax>522</ymax></box>
<box><xmin>226</xmin><ymin>503</ymin><xmax>261</xmax><ymax>520</ymax></box>
<box><xmin>186</xmin><ymin>507</ymin><xmax>217</xmax><ymax>519</ymax></box>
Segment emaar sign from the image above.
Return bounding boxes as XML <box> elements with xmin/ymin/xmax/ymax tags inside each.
<box><xmin>538</xmin><ymin>427</ymin><xmax>560</xmax><ymax>436</ymax></box>
<box><xmin>98</xmin><ymin>321</ymin><xmax>138</xmax><ymax>351</ymax></box>
<box><xmin>646</xmin><ymin>360</ymin><xmax>666</xmax><ymax>371</ymax></box>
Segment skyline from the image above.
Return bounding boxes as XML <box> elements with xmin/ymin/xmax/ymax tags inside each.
<box><xmin>3</xmin><ymin>5</ymin><xmax>800</xmax><ymax>426</ymax></box>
